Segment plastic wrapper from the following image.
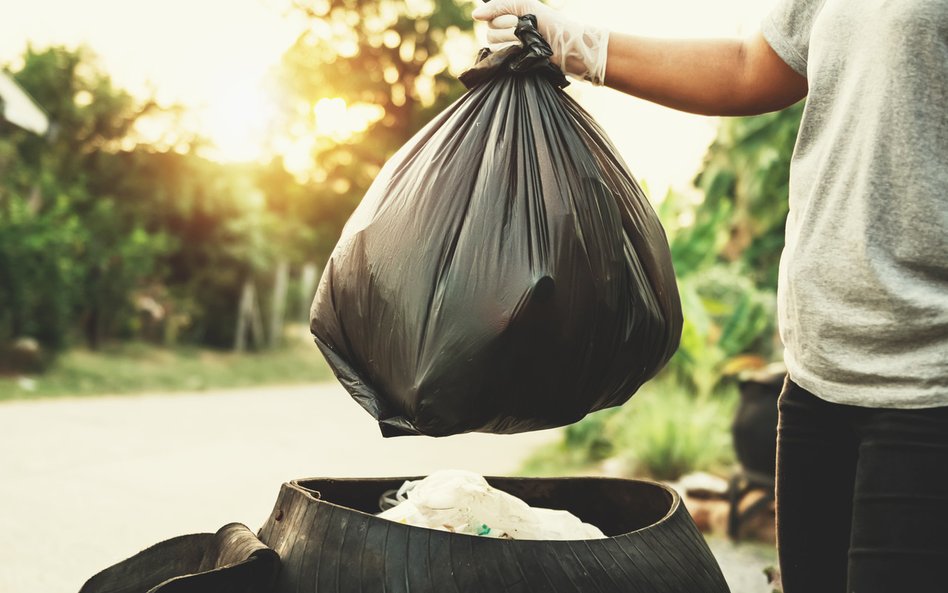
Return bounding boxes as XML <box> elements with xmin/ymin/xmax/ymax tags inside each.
<box><xmin>311</xmin><ymin>16</ymin><xmax>682</xmax><ymax>437</ymax></box>
<box><xmin>377</xmin><ymin>470</ymin><xmax>606</xmax><ymax>540</ymax></box>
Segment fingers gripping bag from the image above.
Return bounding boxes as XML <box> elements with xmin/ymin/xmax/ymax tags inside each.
<box><xmin>310</xmin><ymin>16</ymin><xmax>682</xmax><ymax>437</ymax></box>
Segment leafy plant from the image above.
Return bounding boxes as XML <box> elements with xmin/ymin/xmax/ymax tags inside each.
<box><xmin>522</xmin><ymin>378</ymin><xmax>736</xmax><ymax>481</ymax></box>
<box><xmin>672</xmin><ymin>264</ymin><xmax>777</xmax><ymax>398</ymax></box>
<box><xmin>606</xmin><ymin>381</ymin><xmax>737</xmax><ymax>481</ymax></box>
<box><xmin>273</xmin><ymin>0</ymin><xmax>476</xmax><ymax>262</ymax></box>
<box><xmin>694</xmin><ymin>104</ymin><xmax>803</xmax><ymax>289</ymax></box>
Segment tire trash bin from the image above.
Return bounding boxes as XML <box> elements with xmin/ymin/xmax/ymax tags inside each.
<box><xmin>81</xmin><ymin>476</ymin><xmax>730</xmax><ymax>593</ymax></box>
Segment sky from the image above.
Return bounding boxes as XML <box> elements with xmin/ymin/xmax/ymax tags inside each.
<box><xmin>0</xmin><ymin>0</ymin><xmax>780</xmax><ymax>196</ymax></box>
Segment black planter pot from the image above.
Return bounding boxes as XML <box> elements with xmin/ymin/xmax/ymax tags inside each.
<box><xmin>727</xmin><ymin>365</ymin><xmax>785</xmax><ymax>540</ymax></box>
<box><xmin>732</xmin><ymin>369</ymin><xmax>784</xmax><ymax>479</ymax></box>
<box><xmin>258</xmin><ymin>476</ymin><xmax>730</xmax><ymax>593</ymax></box>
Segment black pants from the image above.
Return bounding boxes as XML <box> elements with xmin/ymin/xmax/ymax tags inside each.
<box><xmin>776</xmin><ymin>379</ymin><xmax>948</xmax><ymax>593</ymax></box>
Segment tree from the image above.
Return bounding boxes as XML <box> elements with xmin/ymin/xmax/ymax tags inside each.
<box><xmin>0</xmin><ymin>47</ymin><xmax>291</xmax><ymax>351</ymax></box>
<box><xmin>272</xmin><ymin>0</ymin><xmax>476</xmax><ymax>261</ymax></box>
<box><xmin>0</xmin><ymin>138</ymin><xmax>83</xmax><ymax>350</ymax></box>
<box><xmin>0</xmin><ymin>46</ymin><xmax>169</xmax><ymax>350</ymax></box>
<box><xmin>101</xmin><ymin>149</ymin><xmax>278</xmax><ymax>347</ymax></box>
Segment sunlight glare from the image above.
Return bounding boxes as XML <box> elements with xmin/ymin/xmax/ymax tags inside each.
<box><xmin>313</xmin><ymin>98</ymin><xmax>385</xmax><ymax>142</ymax></box>
<box><xmin>279</xmin><ymin>135</ymin><xmax>317</xmax><ymax>179</ymax></box>
<box><xmin>203</xmin><ymin>82</ymin><xmax>279</xmax><ymax>163</ymax></box>
<box><xmin>0</xmin><ymin>0</ymin><xmax>782</xmax><ymax>188</ymax></box>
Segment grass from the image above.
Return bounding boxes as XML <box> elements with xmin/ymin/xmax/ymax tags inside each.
<box><xmin>0</xmin><ymin>333</ymin><xmax>334</xmax><ymax>402</ymax></box>
<box><xmin>522</xmin><ymin>376</ymin><xmax>737</xmax><ymax>481</ymax></box>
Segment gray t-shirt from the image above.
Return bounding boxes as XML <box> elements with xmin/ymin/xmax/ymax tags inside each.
<box><xmin>762</xmin><ymin>0</ymin><xmax>948</xmax><ymax>408</ymax></box>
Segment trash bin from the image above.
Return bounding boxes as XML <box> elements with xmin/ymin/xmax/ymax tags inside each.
<box><xmin>79</xmin><ymin>523</ymin><xmax>280</xmax><ymax>593</ymax></box>
<box><xmin>259</xmin><ymin>476</ymin><xmax>730</xmax><ymax>593</ymax></box>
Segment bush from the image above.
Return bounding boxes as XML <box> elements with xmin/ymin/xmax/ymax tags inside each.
<box><xmin>606</xmin><ymin>382</ymin><xmax>737</xmax><ymax>480</ymax></box>
<box><xmin>523</xmin><ymin>378</ymin><xmax>737</xmax><ymax>481</ymax></box>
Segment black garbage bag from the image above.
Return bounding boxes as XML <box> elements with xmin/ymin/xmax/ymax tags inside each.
<box><xmin>310</xmin><ymin>16</ymin><xmax>682</xmax><ymax>437</ymax></box>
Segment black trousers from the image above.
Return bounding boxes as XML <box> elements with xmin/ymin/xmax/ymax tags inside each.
<box><xmin>776</xmin><ymin>378</ymin><xmax>948</xmax><ymax>593</ymax></box>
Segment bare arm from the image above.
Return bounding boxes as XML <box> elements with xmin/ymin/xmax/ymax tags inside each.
<box><xmin>473</xmin><ymin>1</ymin><xmax>808</xmax><ymax>117</ymax></box>
<box><xmin>604</xmin><ymin>33</ymin><xmax>808</xmax><ymax>116</ymax></box>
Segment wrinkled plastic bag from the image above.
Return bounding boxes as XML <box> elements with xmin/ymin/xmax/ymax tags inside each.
<box><xmin>310</xmin><ymin>16</ymin><xmax>682</xmax><ymax>437</ymax></box>
<box><xmin>377</xmin><ymin>470</ymin><xmax>606</xmax><ymax>541</ymax></box>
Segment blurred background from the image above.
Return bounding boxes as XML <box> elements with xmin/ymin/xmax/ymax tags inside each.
<box><xmin>1</xmin><ymin>0</ymin><xmax>796</xmax><ymax>591</ymax></box>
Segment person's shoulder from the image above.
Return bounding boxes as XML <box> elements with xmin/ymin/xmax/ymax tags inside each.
<box><xmin>762</xmin><ymin>0</ymin><xmax>826</xmax><ymax>77</ymax></box>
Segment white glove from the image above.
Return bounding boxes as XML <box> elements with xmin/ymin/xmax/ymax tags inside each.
<box><xmin>472</xmin><ymin>0</ymin><xmax>610</xmax><ymax>86</ymax></box>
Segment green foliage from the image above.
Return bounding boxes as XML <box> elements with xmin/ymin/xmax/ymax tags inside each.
<box><xmin>102</xmin><ymin>150</ymin><xmax>302</xmax><ymax>347</ymax></box>
<box><xmin>0</xmin><ymin>47</ymin><xmax>316</xmax><ymax>353</ymax></box>
<box><xmin>0</xmin><ymin>46</ymin><xmax>168</xmax><ymax>349</ymax></box>
<box><xmin>2</xmin><ymin>0</ymin><xmax>481</xmax><ymax>363</ymax></box>
<box><xmin>275</xmin><ymin>0</ymin><xmax>474</xmax><ymax>261</ymax></box>
<box><xmin>523</xmin><ymin>379</ymin><xmax>737</xmax><ymax>481</ymax></box>
<box><xmin>608</xmin><ymin>383</ymin><xmax>737</xmax><ymax>480</ymax></box>
<box><xmin>0</xmin><ymin>335</ymin><xmax>332</xmax><ymax>401</ymax></box>
<box><xmin>521</xmin><ymin>407</ymin><xmax>621</xmax><ymax>477</ymax></box>
<box><xmin>655</xmin><ymin>187</ymin><xmax>779</xmax><ymax>398</ymax></box>
<box><xmin>286</xmin><ymin>0</ymin><xmax>472</xmax><ymax>139</ymax></box>
<box><xmin>694</xmin><ymin>103</ymin><xmax>804</xmax><ymax>288</ymax></box>
<box><xmin>0</xmin><ymin>186</ymin><xmax>83</xmax><ymax>349</ymax></box>
<box><xmin>562</xmin><ymin>409</ymin><xmax>617</xmax><ymax>463</ymax></box>
<box><xmin>655</xmin><ymin>105</ymin><xmax>803</xmax><ymax>396</ymax></box>
<box><xmin>672</xmin><ymin>264</ymin><xmax>777</xmax><ymax>398</ymax></box>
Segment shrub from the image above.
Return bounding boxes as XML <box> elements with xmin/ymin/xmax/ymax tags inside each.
<box><xmin>522</xmin><ymin>378</ymin><xmax>736</xmax><ymax>482</ymax></box>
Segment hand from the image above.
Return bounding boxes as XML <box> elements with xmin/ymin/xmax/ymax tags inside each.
<box><xmin>472</xmin><ymin>0</ymin><xmax>610</xmax><ymax>86</ymax></box>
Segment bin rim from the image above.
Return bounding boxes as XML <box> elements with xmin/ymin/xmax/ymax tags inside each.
<box><xmin>280</xmin><ymin>475</ymin><xmax>681</xmax><ymax>542</ymax></box>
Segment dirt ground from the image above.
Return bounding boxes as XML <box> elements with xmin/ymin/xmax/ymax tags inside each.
<box><xmin>0</xmin><ymin>382</ymin><xmax>774</xmax><ymax>593</ymax></box>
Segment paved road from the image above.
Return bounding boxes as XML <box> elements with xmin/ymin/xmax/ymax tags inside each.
<box><xmin>0</xmin><ymin>382</ymin><xmax>774</xmax><ymax>593</ymax></box>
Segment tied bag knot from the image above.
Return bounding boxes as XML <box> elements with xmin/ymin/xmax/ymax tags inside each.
<box><xmin>459</xmin><ymin>14</ymin><xmax>569</xmax><ymax>90</ymax></box>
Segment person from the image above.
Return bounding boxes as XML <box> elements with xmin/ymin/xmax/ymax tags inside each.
<box><xmin>472</xmin><ymin>1</ymin><xmax>948</xmax><ymax>592</ymax></box>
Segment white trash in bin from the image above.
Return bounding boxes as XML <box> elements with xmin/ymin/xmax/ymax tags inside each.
<box><xmin>377</xmin><ymin>470</ymin><xmax>606</xmax><ymax>540</ymax></box>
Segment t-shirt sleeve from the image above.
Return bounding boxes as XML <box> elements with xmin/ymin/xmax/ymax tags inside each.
<box><xmin>761</xmin><ymin>0</ymin><xmax>824</xmax><ymax>77</ymax></box>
